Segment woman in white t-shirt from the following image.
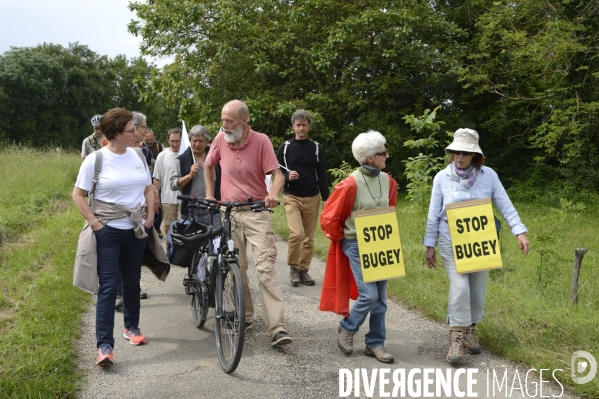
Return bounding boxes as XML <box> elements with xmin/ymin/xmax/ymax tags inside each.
<box><xmin>73</xmin><ymin>108</ymin><xmax>155</xmax><ymax>367</ymax></box>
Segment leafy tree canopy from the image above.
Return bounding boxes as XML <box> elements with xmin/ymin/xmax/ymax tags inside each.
<box><xmin>0</xmin><ymin>43</ymin><xmax>179</xmax><ymax>148</ymax></box>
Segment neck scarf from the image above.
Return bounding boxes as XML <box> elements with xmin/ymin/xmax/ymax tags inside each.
<box><xmin>361</xmin><ymin>164</ymin><xmax>380</xmax><ymax>177</ymax></box>
<box><xmin>450</xmin><ymin>162</ymin><xmax>478</xmax><ymax>189</ymax></box>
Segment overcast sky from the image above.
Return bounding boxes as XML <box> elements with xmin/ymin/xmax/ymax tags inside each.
<box><xmin>0</xmin><ymin>0</ymin><xmax>171</xmax><ymax>66</ymax></box>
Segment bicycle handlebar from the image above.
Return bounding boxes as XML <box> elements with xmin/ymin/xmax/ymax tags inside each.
<box><xmin>177</xmin><ymin>195</ymin><xmax>273</xmax><ymax>213</ymax></box>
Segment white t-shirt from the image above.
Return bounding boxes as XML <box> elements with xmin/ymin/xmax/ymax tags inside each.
<box><xmin>153</xmin><ymin>149</ymin><xmax>181</xmax><ymax>204</ymax></box>
<box><xmin>75</xmin><ymin>147</ymin><xmax>152</xmax><ymax>229</ymax></box>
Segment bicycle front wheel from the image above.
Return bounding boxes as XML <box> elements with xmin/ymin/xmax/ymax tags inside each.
<box><xmin>214</xmin><ymin>261</ymin><xmax>245</xmax><ymax>373</ymax></box>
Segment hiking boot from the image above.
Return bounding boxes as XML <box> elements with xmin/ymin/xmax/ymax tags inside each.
<box><xmin>299</xmin><ymin>269</ymin><xmax>315</xmax><ymax>286</ymax></box>
<box><xmin>338</xmin><ymin>325</ymin><xmax>354</xmax><ymax>355</ymax></box>
<box><xmin>271</xmin><ymin>331</ymin><xmax>293</xmax><ymax>346</ymax></box>
<box><xmin>365</xmin><ymin>345</ymin><xmax>394</xmax><ymax>364</ymax></box>
<box><xmin>124</xmin><ymin>327</ymin><xmax>147</xmax><ymax>345</ymax></box>
<box><xmin>461</xmin><ymin>326</ymin><xmax>482</xmax><ymax>354</ymax></box>
<box><xmin>140</xmin><ymin>291</ymin><xmax>148</xmax><ymax>299</ymax></box>
<box><xmin>447</xmin><ymin>330</ymin><xmax>464</xmax><ymax>363</ymax></box>
<box><xmin>289</xmin><ymin>267</ymin><xmax>300</xmax><ymax>287</ymax></box>
<box><xmin>96</xmin><ymin>344</ymin><xmax>114</xmax><ymax>367</ymax></box>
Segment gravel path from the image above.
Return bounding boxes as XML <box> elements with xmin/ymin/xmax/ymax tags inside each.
<box><xmin>76</xmin><ymin>235</ymin><xmax>579</xmax><ymax>398</ymax></box>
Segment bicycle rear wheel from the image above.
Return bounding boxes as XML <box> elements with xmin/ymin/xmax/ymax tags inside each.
<box><xmin>214</xmin><ymin>261</ymin><xmax>245</xmax><ymax>373</ymax></box>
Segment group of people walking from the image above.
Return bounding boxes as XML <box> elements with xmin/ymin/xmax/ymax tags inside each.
<box><xmin>73</xmin><ymin>101</ymin><xmax>529</xmax><ymax>370</ymax></box>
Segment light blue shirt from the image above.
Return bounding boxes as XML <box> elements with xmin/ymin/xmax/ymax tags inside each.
<box><xmin>424</xmin><ymin>164</ymin><xmax>527</xmax><ymax>248</ymax></box>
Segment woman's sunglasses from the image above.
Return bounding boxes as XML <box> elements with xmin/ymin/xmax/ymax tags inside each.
<box><xmin>449</xmin><ymin>150</ymin><xmax>474</xmax><ymax>156</ymax></box>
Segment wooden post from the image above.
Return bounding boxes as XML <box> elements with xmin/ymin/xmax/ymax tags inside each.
<box><xmin>571</xmin><ymin>248</ymin><xmax>588</xmax><ymax>304</ymax></box>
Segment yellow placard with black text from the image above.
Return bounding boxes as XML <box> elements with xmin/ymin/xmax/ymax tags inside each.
<box><xmin>354</xmin><ymin>207</ymin><xmax>406</xmax><ymax>282</ymax></box>
<box><xmin>446</xmin><ymin>199</ymin><xmax>502</xmax><ymax>274</ymax></box>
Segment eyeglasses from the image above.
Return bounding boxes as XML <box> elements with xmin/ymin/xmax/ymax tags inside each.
<box><xmin>122</xmin><ymin>128</ymin><xmax>136</xmax><ymax>134</ymax></box>
<box><xmin>136</xmin><ymin>125</ymin><xmax>149</xmax><ymax>131</ymax></box>
<box><xmin>449</xmin><ymin>150</ymin><xmax>474</xmax><ymax>156</ymax></box>
<box><xmin>375</xmin><ymin>151</ymin><xmax>388</xmax><ymax>157</ymax></box>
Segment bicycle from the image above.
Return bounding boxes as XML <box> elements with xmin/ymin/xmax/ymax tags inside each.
<box><xmin>171</xmin><ymin>195</ymin><xmax>271</xmax><ymax>373</ymax></box>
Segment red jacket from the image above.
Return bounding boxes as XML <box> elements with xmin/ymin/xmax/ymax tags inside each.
<box><xmin>319</xmin><ymin>173</ymin><xmax>398</xmax><ymax>316</ymax></box>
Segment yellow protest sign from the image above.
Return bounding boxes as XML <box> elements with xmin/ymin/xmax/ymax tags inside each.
<box><xmin>445</xmin><ymin>198</ymin><xmax>502</xmax><ymax>274</ymax></box>
<box><xmin>354</xmin><ymin>207</ymin><xmax>405</xmax><ymax>282</ymax></box>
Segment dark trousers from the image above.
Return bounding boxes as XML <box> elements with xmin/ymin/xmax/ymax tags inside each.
<box><xmin>95</xmin><ymin>225</ymin><xmax>149</xmax><ymax>348</ymax></box>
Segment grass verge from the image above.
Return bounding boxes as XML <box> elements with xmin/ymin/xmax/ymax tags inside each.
<box><xmin>0</xmin><ymin>206</ymin><xmax>90</xmax><ymax>398</ymax></box>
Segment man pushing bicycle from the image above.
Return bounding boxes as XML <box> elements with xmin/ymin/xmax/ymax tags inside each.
<box><xmin>204</xmin><ymin>99</ymin><xmax>293</xmax><ymax>347</ymax></box>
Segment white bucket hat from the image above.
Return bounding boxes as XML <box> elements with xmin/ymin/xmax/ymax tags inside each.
<box><xmin>445</xmin><ymin>128</ymin><xmax>483</xmax><ymax>156</ymax></box>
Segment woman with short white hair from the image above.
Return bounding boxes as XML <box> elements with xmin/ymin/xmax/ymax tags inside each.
<box><xmin>320</xmin><ymin>130</ymin><xmax>398</xmax><ymax>364</ymax></box>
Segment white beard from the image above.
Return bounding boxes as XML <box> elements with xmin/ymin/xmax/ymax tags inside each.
<box><xmin>223</xmin><ymin>125</ymin><xmax>243</xmax><ymax>144</ymax></box>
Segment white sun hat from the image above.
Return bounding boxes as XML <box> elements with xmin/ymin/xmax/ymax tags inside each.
<box><xmin>445</xmin><ymin>128</ymin><xmax>483</xmax><ymax>155</ymax></box>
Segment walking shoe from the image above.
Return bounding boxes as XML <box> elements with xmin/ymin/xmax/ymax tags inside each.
<box><xmin>364</xmin><ymin>345</ymin><xmax>394</xmax><ymax>364</ymax></box>
<box><xmin>461</xmin><ymin>326</ymin><xmax>482</xmax><ymax>354</ymax></box>
<box><xmin>245</xmin><ymin>322</ymin><xmax>253</xmax><ymax>332</ymax></box>
<box><xmin>115</xmin><ymin>294</ymin><xmax>123</xmax><ymax>312</ymax></box>
<box><xmin>447</xmin><ymin>330</ymin><xmax>464</xmax><ymax>363</ymax></box>
<box><xmin>271</xmin><ymin>331</ymin><xmax>293</xmax><ymax>346</ymax></box>
<box><xmin>338</xmin><ymin>325</ymin><xmax>354</xmax><ymax>355</ymax></box>
<box><xmin>96</xmin><ymin>345</ymin><xmax>114</xmax><ymax>367</ymax></box>
<box><xmin>289</xmin><ymin>267</ymin><xmax>300</xmax><ymax>287</ymax></box>
<box><xmin>140</xmin><ymin>291</ymin><xmax>148</xmax><ymax>299</ymax></box>
<box><xmin>299</xmin><ymin>270</ymin><xmax>315</xmax><ymax>286</ymax></box>
<box><xmin>124</xmin><ymin>327</ymin><xmax>147</xmax><ymax>345</ymax></box>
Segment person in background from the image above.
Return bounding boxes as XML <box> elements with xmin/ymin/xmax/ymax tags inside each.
<box><xmin>72</xmin><ymin>108</ymin><xmax>154</xmax><ymax>367</ymax></box>
<box><xmin>424</xmin><ymin>128</ymin><xmax>529</xmax><ymax>364</ymax></box>
<box><xmin>170</xmin><ymin>125</ymin><xmax>221</xmax><ymax>228</ymax></box>
<box><xmin>205</xmin><ymin>99</ymin><xmax>292</xmax><ymax>347</ymax></box>
<box><xmin>277</xmin><ymin>109</ymin><xmax>329</xmax><ymax>287</ymax></box>
<box><xmin>320</xmin><ymin>130</ymin><xmax>397</xmax><ymax>364</ymax></box>
<box><xmin>143</xmin><ymin>127</ymin><xmax>164</xmax><ymax>172</ymax></box>
<box><xmin>142</xmin><ymin>126</ymin><xmax>165</xmax><ymax>237</ymax></box>
<box><xmin>81</xmin><ymin>114</ymin><xmax>105</xmax><ymax>160</ymax></box>
<box><xmin>153</xmin><ymin>128</ymin><xmax>182</xmax><ymax>238</ymax></box>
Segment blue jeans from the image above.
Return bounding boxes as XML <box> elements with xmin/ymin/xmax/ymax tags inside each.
<box><xmin>95</xmin><ymin>225</ymin><xmax>149</xmax><ymax>349</ymax></box>
<box><xmin>340</xmin><ymin>238</ymin><xmax>388</xmax><ymax>348</ymax></box>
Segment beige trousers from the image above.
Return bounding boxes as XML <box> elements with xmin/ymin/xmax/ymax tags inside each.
<box><xmin>232</xmin><ymin>210</ymin><xmax>286</xmax><ymax>339</ymax></box>
<box><xmin>283</xmin><ymin>194</ymin><xmax>320</xmax><ymax>271</ymax></box>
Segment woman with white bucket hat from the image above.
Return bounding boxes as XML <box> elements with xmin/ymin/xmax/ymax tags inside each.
<box><xmin>424</xmin><ymin>128</ymin><xmax>530</xmax><ymax>364</ymax></box>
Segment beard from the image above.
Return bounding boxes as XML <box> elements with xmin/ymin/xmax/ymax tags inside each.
<box><xmin>223</xmin><ymin>125</ymin><xmax>243</xmax><ymax>144</ymax></box>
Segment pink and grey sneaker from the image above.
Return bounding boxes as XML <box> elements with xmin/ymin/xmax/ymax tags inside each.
<box><xmin>96</xmin><ymin>345</ymin><xmax>114</xmax><ymax>367</ymax></box>
<box><xmin>123</xmin><ymin>327</ymin><xmax>147</xmax><ymax>345</ymax></box>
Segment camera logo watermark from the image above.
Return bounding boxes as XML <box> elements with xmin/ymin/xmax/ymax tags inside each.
<box><xmin>571</xmin><ymin>350</ymin><xmax>597</xmax><ymax>384</ymax></box>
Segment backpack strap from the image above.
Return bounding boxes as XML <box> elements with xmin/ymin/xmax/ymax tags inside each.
<box><xmin>132</xmin><ymin>147</ymin><xmax>146</xmax><ymax>165</ymax></box>
<box><xmin>88</xmin><ymin>151</ymin><xmax>103</xmax><ymax>205</ymax></box>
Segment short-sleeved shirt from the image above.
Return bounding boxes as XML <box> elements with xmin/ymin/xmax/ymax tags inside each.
<box><xmin>205</xmin><ymin>128</ymin><xmax>279</xmax><ymax>202</ymax></box>
<box><xmin>75</xmin><ymin>147</ymin><xmax>151</xmax><ymax>229</ymax></box>
<box><xmin>81</xmin><ymin>134</ymin><xmax>103</xmax><ymax>158</ymax></box>
<box><xmin>153</xmin><ymin>149</ymin><xmax>180</xmax><ymax>204</ymax></box>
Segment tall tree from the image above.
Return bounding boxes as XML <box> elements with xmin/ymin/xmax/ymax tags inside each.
<box><xmin>0</xmin><ymin>43</ymin><xmax>178</xmax><ymax>149</ymax></box>
<box><xmin>453</xmin><ymin>0</ymin><xmax>599</xmax><ymax>187</ymax></box>
<box><xmin>129</xmin><ymin>0</ymin><xmax>465</xmax><ymax>179</ymax></box>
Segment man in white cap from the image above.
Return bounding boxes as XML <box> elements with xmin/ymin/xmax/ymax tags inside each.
<box><xmin>81</xmin><ymin>114</ymin><xmax>105</xmax><ymax>160</ymax></box>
